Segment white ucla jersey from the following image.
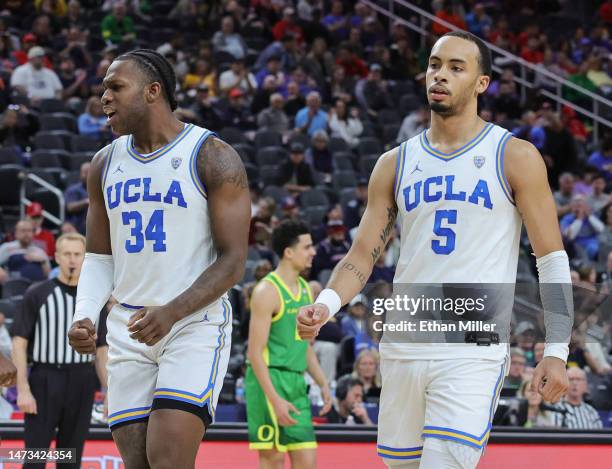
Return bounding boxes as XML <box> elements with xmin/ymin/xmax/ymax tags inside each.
<box><xmin>102</xmin><ymin>123</ymin><xmax>225</xmax><ymax>309</ymax></box>
<box><xmin>380</xmin><ymin>122</ymin><xmax>520</xmax><ymax>361</ymax></box>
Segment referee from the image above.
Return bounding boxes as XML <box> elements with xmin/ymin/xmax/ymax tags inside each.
<box><xmin>11</xmin><ymin>233</ymin><xmax>108</xmax><ymax>469</ymax></box>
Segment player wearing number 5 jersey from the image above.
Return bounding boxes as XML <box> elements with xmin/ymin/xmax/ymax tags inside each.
<box><xmin>67</xmin><ymin>49</ymin><xmax>250</xmax><ymax>468</ymax></box>
<box><xmin>297</xmin><ymin>31</ymin><xmax>573</xmax><ymax>469</ymax></box>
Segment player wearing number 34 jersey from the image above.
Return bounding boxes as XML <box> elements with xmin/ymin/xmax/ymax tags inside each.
<box><xmin>68</xmin><ymin>49</ymin><xmax>251</xmax><ymax>468</ymax></box>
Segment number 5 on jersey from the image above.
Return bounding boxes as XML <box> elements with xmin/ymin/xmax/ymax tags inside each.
<box><xmin>122</xmin><ymin>209</ymin><xmax>167</xmax><ymax>253</ymax></box>
<box><xmin>432</xmin><ymin>209</ymin><xmax>457</xmax><ymax>255</ymax></box>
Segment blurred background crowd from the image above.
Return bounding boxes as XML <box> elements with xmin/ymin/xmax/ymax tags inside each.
<box><xmin>0</xmin><ymin>0</ymin><xmax>610</xmax><ymax>428</ymax></box>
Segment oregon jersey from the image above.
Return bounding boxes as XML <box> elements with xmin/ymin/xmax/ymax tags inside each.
<box><xmin>245</xmin><ymin>271</ymin><xmax>316</xmax><ymax>452</ymax></box>
<box><xmin>261</xmin><ymin>272</ymin><xmax>313</xmax><ymax>373</ymax></box>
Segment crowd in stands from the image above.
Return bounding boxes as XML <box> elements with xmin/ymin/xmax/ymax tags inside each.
<box><xmin>0</xmin><ymin>0</ymin><xmax>611</xmax><ymax>427</ymax></box>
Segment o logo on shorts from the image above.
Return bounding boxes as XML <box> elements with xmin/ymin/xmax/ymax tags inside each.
<box><xmin>257</xmin><ymin>424</ymin><xmax>274</xmax><ymax>442</ymax></box>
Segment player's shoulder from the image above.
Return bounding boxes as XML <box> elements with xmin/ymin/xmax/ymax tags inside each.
<box><xmin>365</xmin><ymin>145</ymin><xmax>403</xmax><ymax>193</ymax></box>
<box><xmin>90</xmin><ymin>143</ymin><xmax>115</xmax><ymax>170</ymax></box>
<box><xmin>374</xmin><ymin>145</ymin><xmax>403</xmax><ymax>172</ymax></box>
<box><xmin>252</xmin><ymin>275</ymin><xmax>277</xmax><ymax>296</ymax></box>
<box><xmin>503</xmin><ymin>134</ymin><xmax>545</xmax><ymax>169</ymax></box>
<box><xmin>250</xmin><ymin>276</ymin><xmax>282</xmax><ymax>313</ymax></box>
<box><xmin>504</xmin><ymin>134</ymin><xmax>540</xmax><ymax>157</ymax></box>
<box><xmin>503</xmin><ymin>134</ymin><xmax>548</xmax><ymax>190</ymax></box>
<box><xmin>198</xmin><ymin>132</ymin><xmax>237</xmax><ymax>157</ymax></box>
<box><xmin>197</xmin><ymin>133</ymin><xmax>247</xmax><ymax>192</ymax></box>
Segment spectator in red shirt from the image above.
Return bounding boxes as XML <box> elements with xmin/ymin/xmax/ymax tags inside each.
<box><xmin>26</xmin><ymin>202</ymin><xmax>55</xmax><ymax>258</ymax></box>
<box><xmin>488</xmin><ymin>17</ymin><xmax>517</xmax><ymax>52</ymax></box>
<box><xmin>335</xmin><ymin>44</ymin><xmax>368</xmax><ymax>78</ymax></box>
<box><xmin>517</xmin><ymin>23</ymin><xmax>540</xmax><ymax>50</ymax></box>
<box><xmin>600</xmin><ymin>0</ymin><xmax>612</xmax><ymax>24</ymax></box>
<box><xmin>561</xmin><ymin>106</ymin><xmax>589</xmax><ymax>144</ymax></box>
<box><xmin>521</xmin><ymin>37</ymin><xmax>544</xmax><ymax>64</ymax></box>
<box><xmin>431</xmin><ymin>0</ymin><xmax>467</xmax><ymax>36</ymax></box>
<box><xmin>272</xmin><ymin>7</ymin><xmax>304</xmax><ymax>45</ymax></box>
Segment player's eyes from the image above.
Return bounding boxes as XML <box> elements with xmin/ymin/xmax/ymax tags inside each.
<box><xmin>453</xmin><ymin>67</ymin><xmax>463</xmax><ymax>72</ymax></box>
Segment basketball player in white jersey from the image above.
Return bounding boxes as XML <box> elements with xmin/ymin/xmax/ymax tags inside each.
<box><xmin>297</xmin><ymin>31</ymin><xmax>573</xmax><ymax>468</ymax></box>
<box><xmin>67</xmin><ymin>49</ymin><xmax>251</xmax><ymax>468</ymax></box>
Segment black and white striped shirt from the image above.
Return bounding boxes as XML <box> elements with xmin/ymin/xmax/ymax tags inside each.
<box><xmin>11</xmin><ymin>278</ymin><xmax>107</xmax><ymax>364</ymax></box>
<box><xmin>552</xmin><ymin>399</ymin><xmax>604</xmax><ymax>429</ymax></box>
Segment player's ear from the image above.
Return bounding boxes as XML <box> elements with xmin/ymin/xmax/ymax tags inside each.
<box><xmin>145</xmin><ymin>82</ymin><xmax>162</xmax><ymax>104</ymax></box>
<box><xmin>476</xmin><ymin>74</ymin><xmax>490</xmax><ymax>95</ymax></box>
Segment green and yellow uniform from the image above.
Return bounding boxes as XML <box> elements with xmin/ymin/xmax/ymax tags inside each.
<box><xmin>245</xmin><ymin>272</ymin><xmax>316</xmax><ymax>452</ymax></box>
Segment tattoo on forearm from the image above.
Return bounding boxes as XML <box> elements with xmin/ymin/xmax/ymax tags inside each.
<box><xmin>340</xmin><ymin>261</ymin><xmax>368</xmax><ymax>286</ymax></box>
<box><xmin>370</xmin><ymin>205</ymin><xmax>398</xmax><ymax>264</ymax></box>
<box><xmin>199</xmin><ymin>137</ymin><xmax>249</xmax><ymax>191</ymax></box>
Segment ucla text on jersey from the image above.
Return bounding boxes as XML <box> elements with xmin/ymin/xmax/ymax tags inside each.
<box><xmin>101</xmin><ymin>124</ymin><xmax>225</xmax><ymax>308</ymax></box>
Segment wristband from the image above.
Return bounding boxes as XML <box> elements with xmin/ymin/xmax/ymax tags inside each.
<box><xmin>543</xmin><ymin>343</ymin><xmax>569</xmax><ymax>363</ymax></box>
<box><xmin>314</xmin><ymin>288</ymin><xmax>342</xmax><ymax>320</ymax></box>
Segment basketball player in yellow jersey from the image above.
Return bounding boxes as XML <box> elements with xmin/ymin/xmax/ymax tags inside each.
<box><xmin>297</xmin><ymin>31</ymin><xmax>573</xmax><ymax>468</ymax></box>
<box><xmin>247</xmin><ymin>220</ymin><xmax>332</xmax><ymax>469</ymax></box>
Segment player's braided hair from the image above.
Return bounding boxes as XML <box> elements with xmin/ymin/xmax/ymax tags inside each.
<box><xmin>116</xmin><ymin>49</ymin><xmax>178</xmax><ymax>111</ymax></box>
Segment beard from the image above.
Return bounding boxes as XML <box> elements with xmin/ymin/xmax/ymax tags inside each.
<box><xmin>429</xmin><ymin>101</ymin><xmax>453</xmax><ymax>116</ymax></box>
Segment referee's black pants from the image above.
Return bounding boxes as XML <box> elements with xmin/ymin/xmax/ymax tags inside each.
<box><xmin>24</xmin><ymin>363</ymin><xmax>97</xmax><ymax>469</ymax></box>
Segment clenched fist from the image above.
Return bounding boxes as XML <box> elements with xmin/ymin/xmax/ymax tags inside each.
<box><xmin>296</xmin><ymin>304</ymin><xmax>330</xmax><ymax>341</ymax></box>
<box><xmin>530</xmin><ymin>356</ymin><xmax>569</xmax><ymax>403</ymax></box>
<box><xmin>68</xmin><ymin>318</ymin><xmax>97</xmax><ymax>354</ymax></box>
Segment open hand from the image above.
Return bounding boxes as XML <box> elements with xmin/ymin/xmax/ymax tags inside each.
<box><xmin>272</xmin><ymin>397</ymin><xmax>299</xmax><ymax>426</ymax></box>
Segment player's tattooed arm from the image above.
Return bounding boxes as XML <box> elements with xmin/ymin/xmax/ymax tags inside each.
<box><xmin>369</xmin><ymin>205</ymin><xmax>398</xmax><ymax>265</ymax></box>
<box><xmin>163</xmin><ymin>137</ymin><xmax>250</xmax><ymax>320</ymax></box>
<box><xmin>199</xmin><ymin>136</ymin><xmax>249</xmax><ymax>191</ymax></box>
<box><xmin>324</xmin><ymin>149</ymin><xmax>398</xmax><ymax>303</ymax></box>
<box><xmin>339</xmin><ymin>261</ymin><xmax>369</xmax><ymax>287</ymax></box>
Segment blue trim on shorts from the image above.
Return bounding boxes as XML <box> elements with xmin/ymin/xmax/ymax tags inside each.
<box><xmin>152</xmin><ymin>299</ymin><xmax>231</xmax><ymax>418</ymax></box>
<box><xmin>421</xmin><ymin>362</ymin><xmax>506</xmax><ymax>449</ymax></box>
<box><xmin>120</xmin><ymin>302</ymin><xmax>143</xmax><ymax>310</ymax></box>
<box><xmin>377</xmin><ymin>444</ymin><xmax>423</xmax><ymax>460</ymax></box>
<box><xmin>107</xmin><ymin>405</ymin><xmax>151</xmax><ymax>428</ymax></box>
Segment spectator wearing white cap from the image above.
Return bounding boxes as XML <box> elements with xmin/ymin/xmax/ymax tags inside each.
<box><xmin>341</xmin><ymin>294</ymin><xmax>369</xmax><ymax>338</ymax></box>
<box><xmin>10</xmin><ymin>46</ymin><xmax>62</xmax><ymax>100</ymax></box>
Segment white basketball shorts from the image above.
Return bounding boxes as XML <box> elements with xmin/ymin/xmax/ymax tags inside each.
<box><xmin>105</xmin><ymin>298</ymin><xmax>232</xmax><ymax>430</ymax></box>
<box><xmin>377</xmin><ymin>355</ymin><xmax>508</xmax><ymax>465</ymax></box>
